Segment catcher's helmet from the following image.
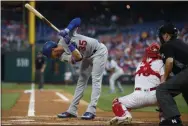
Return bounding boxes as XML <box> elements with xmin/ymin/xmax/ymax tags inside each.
<box><xmin>158</xmin><ymin>23</ymin><xmax>178</xmax><ymax>44</ymax></box>
<box><xmin>142</xmin><ymin>42</ymin><xmax>161</xmax><ymax>62</ymax></box>
<box><xmin>42</xmin><ymin>41</ymin><xmax>57</xmax><ymax>58</ymax></box>
<box><xmin>145</xmin><ymin>43</ymin><xmax>160</xmax><ymax>58</ymax></box>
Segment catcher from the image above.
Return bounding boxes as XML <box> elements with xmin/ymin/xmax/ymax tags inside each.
<box><xmin>109</xmin><ymin>43</ymin><xmax>165</xmax><ymax>125</ymax></box>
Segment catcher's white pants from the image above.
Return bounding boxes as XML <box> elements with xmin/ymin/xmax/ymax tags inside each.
<box><xmin>118</xmin><ymin>90</ymin><xmax>157</xmax><ymax>109</ymax></box>
<box><xmin>110</xmin><ymin>69</ymin><xmax>124</xmax><ymax>92</ymax></box>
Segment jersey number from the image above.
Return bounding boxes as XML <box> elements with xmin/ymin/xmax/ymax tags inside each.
<box><xmin>78</xmin><ymin>40</ymin><xmax>87</xmax><ymax>51</ymax></box>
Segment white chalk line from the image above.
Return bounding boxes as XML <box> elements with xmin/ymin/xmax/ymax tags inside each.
<box><xmin>2</xmin><ymin>116</ymin><xmax>146</xmax><ymax>122</ymax></box>
<box><xmin>55</xmin><ymin>92</ymin><xmax>70</xmax><ymax>102</ymax></box>
<box><xmin>27</xmin><ymin>83</ymin><xmax>35</xmax><ymax>116</ymax></box>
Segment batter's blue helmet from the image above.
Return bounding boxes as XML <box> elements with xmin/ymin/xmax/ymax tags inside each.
<box><xmin>42</xmin><ymin>41</ymin><xmax>57</xmax><ymax>58</ymax></box>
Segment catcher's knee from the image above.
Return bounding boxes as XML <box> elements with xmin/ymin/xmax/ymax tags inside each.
<box><xmin>112</xmin><ymin>98</ymin><xmax>126</xmax><ymax>117</ymax></box>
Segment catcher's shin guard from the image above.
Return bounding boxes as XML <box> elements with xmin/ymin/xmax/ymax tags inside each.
<box><xmin>112</xmin><ymin>98</ymin><xmax>126</xmax><ymax>117</ymax></box>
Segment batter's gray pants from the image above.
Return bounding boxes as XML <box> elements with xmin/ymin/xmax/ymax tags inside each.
<box><xmin>67</xmin><ymin>43</ymin><xmax>108</xmax><ymax>116</ymax></box>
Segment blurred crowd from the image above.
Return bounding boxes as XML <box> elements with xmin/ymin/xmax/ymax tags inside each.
<box><xmin>1</xmin><ymin>20</ymin><xmax>29</xmax><ymax>52</ymax></box>
<box><xmin>99</xmin><ymin>24</ymin><xmax>188</xmax><ymax>75</ymax></box>
<box><xmin>100</xmin><ymin>30</ymin><xmax>157</xmax><ymax>75</ymax></box>
<box><xmin>1</xmin><ymin>19</ymin><xmax>188</xmax><ymax>75</ymax></box>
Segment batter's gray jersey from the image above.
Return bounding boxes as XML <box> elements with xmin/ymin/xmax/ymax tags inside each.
<box><xmin>58</xmin><ymin>32</ymin><xmax>108</xmax><ymax>116</ymax></box>
<box><xmin>58</xmin><ymin>32</ymin><xmax>101</xmax><ymax>58</ymax></box>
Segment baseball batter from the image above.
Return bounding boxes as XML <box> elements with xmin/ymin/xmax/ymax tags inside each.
<box><xmin>106</xmin><ymin>57</ymin><xmax>124</xmax><ymax>93</ymax></box>
<box><xmin>42</xmin><ymin>18</ymin><xmax>108</xmax><ymax>120</ymax></box>
<box><xmin>109</xmin><ymin>43</ymin><xmax>165</xmax><ymax>125</ymax></box>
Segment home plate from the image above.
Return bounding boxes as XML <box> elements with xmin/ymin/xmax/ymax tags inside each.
<box><xmin>24</xmin><ymin>90</ymin><xmax>32</xmax><ymax>94</ymax></box>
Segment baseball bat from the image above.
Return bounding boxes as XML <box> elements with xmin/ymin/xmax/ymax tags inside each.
<box><xmin>25</xmin><ymin>3</ymin><xmax>60</xmax><ymax>32</ymax></box>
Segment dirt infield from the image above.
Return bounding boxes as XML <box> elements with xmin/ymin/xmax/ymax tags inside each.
<box><xmin>2</xmin><ymin>89</ymin><xmax>188</xmax><ymax>126</ymax></box>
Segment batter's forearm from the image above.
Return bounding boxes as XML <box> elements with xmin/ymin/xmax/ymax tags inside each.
<box><xmin>65</xmin><ymin>18</ymin><xmax>81</xmax><ymax>32</ymax></box>
<box><xmin>71</xmin><ymin>49</ymin><xmax>83</xmax><ymax>61</ymax></box>
<box><xmin>60</xmin><ymin>52</ymin><xmax>82</xmax><ymax>64</ymax></box>
<box><xmin>68</xmin><ymin>43</ymin><xmax>82</xmax><ymax>61</ymax></box>
<box><xmin>164</xmin><ymin>58</ymin><xmax>173</xmax><ymax>81</ymax></box>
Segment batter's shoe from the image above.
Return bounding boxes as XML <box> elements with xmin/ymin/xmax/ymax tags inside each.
<box><xmin>159</xmin><ymin>116</ymin><xmax>183</xmax><ymax>126</ymax></box>
<box><xmin>57</xmin><ymin>112</ymin><xmax>77</xmax><ymax>118</ymax></box>
<box><xmin>81</xmin><ymin>112</ymin><xmax>95</xmax><ymax>120</ymax></box>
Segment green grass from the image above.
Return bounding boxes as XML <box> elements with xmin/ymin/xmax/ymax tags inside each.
<box><xmin>1</xmin><ymin>82</ymin><xmax>64</xmax><ymax>90</ymax></box>
<box><xmin>2</xmin><ymin>93</ymin><xmax>20</xmax><ymax>110</ymax></box>
<box><xmin>2</xmin><ymin>82</ymin><xmax>31</xmax><ymax>89</ymax></box>
<box><xmin>61</xmin><ymin>85</ymin><xmax>188</xmax><ymax>113</ymax></box>
<box><xmin>1</xmin><ymin>83</ymin><xmax>188</xmax><ymax>113</ymax></box>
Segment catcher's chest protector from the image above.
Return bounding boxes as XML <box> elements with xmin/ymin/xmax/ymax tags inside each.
<box><xmin>135</xmin><ymin>59</ymin><xmax>161</xmax><ymax>79</ymax></box>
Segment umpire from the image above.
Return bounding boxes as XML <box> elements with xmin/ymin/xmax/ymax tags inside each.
<box><xmin>156</xmin><ymin>23</ymin><xmax>188</xmax><ymax>126</ymax></box>
<box><xmin>35</xmin><ymin>52</ymin><xmax>46</xmax><ymax>90</ymax></box>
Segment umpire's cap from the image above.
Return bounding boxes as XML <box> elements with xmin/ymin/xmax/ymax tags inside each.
<box><xmin>158</xmin><ymin>23</ymin><xmax>178</xmax><ymax>38</ymax></box>
<box><xmin>42</xmin><ymin>41</ymin><xmax>57</xmax><ymax>58</ymax></box>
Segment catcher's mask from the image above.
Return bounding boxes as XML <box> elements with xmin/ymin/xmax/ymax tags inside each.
<box><xmin>144</xmin><ymin>43</ymin><xmax>161</xmax><ymax>59</ymax></box>
<box><xmin>158</xmin><ymin>23</ymin><xmax>178</xmax><ymax>45</ymax></box>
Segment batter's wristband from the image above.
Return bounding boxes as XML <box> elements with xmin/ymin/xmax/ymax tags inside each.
<box><xmin>64</xmin><ymin>28</ymin><xmax>70</xmax><ymax>33</ymax></box>
<box><xmin>68</xmin><ymin>44</ymin><xmax>76</xmax><ymax>52</ymax></box>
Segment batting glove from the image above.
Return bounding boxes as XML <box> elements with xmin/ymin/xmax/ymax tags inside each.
<box><xmin>59</xmin><ymin>29</ymin><xmax>69</xmax><ymax>37</ymax></box>
<box><xmin>63</xmin><ymin>35</ymin><xmax>71</xmax><ymax>45</ymax></box>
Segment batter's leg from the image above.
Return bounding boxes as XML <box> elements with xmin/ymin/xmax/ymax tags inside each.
<box><xmin>109</xmin><ymin>74</ymin><xmax>116</xmax><ymax>93</ymax></box>
<box><xmin>67</xmin><ymin>59</ymin><xmax>92</xmax><ymax>116</ymax></box>
<box><xmin>117</xmin><ymin>81</ymin><xmax>124</xmax><ymax>93</ymax></box>
<box><xmin>86</xmin><ymin>52</ymin><xmax>108</xmax><ymax>115</ymax></box>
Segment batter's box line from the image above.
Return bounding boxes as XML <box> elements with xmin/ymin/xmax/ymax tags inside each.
<box><xmin>2</xmin><ymin>116</ymin><xmax>148</xmax><ymax>123</ymax></box>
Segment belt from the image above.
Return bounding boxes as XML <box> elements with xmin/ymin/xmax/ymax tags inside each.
<box><xmin>90</xmin><ymin>49</ymin><xmax>97</xmax><ymax>57</ymax></box>
<box><xmin>93</xmin><ymin>49</ymin><xmax>97</xmax><ymax>54</ymax></box>
<box><xmin>86</xmin><ymin>49</ymin><xmax>97</xmax><ymax>58</ymax></box>
<box><xmin>135</xmin><ymin>87</ymin><xmax>157</xmax><ymax>92</ymax></box>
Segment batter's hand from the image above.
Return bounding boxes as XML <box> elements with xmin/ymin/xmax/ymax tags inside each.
<box><xmin>59</xmin><ymin>29</ymin><xmax>68</xmax><ymax>37</ymax></box>
<box><xmin>63</xmin><ymin>35</ymin><xmax>71</xmax><ymax>45</ymax></box>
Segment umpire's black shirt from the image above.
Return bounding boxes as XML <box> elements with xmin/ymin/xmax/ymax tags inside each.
<box><xmin>35</xmin><ymin>56</ymin><xmax>45</xmax><ymax>70</ymax></box>
<box><xmin>160</xmin><ymin>39</ymin><xmax>188</xmax><ymax>75</ymax></box>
